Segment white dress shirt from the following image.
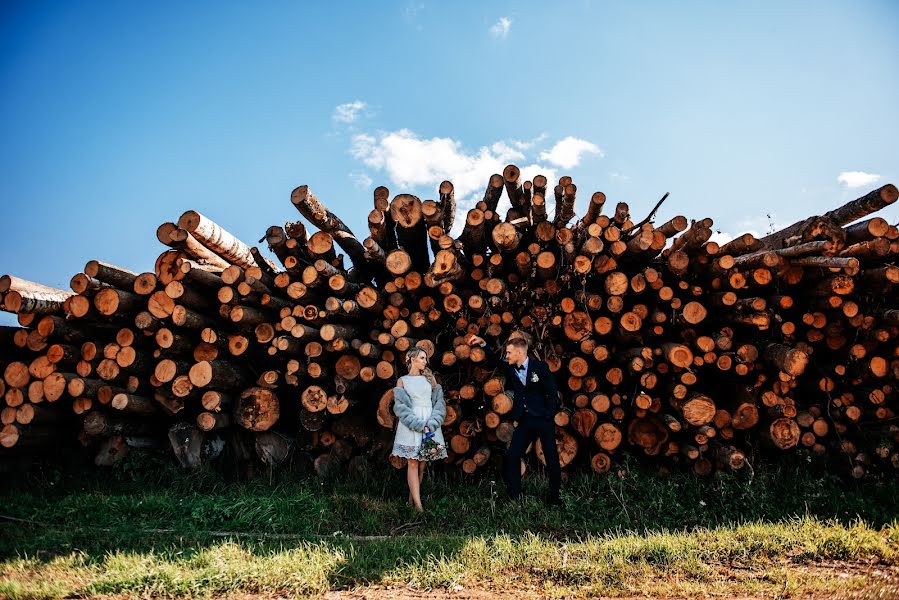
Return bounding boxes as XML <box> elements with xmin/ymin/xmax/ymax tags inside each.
<box><xmin>515</xmin><ymin>357</ymin><xmax>529</xmax><ymax>385</ymax></box>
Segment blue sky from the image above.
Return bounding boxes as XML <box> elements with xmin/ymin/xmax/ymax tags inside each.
<box><xmin>1</xmin><ymin>1</ymin><xmax>897</xmax><ymax>326</ymax></box>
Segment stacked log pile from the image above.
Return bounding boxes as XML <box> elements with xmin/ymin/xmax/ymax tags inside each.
<box><xmin>2</xmin><ymin>170</ymin><xmax>898</xmax><ymax>480</ymax></box>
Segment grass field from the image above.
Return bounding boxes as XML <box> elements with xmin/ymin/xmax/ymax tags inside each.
<box><xmin>1</xmin><ymin>453</ymin><xmax>897</xmax><ymax>598</ymax></box>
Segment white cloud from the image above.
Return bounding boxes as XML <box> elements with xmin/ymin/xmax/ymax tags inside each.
<box><xmin>519</xmin><ymin>164</ymin><xmax>557</xmax><ymax>190</ymax></box>
<box><xmin>349</xmin><ymin>129</ymin><xmax>561</xmax><ymax>235</ymax></box>
<box><xmin>350</xmin><ymin>171</ymin><xmax>373</xmax><ymax>189</ymax></box>
<box><xmin>609</xmin><ymin>171</ymin><xmax>630</xmax><ymax>184</ymax></box>
<box><xmin>728</xmin><ymin>215</ymin><xmax>770</xmax><ymax>240</ymax></box>
<box><xmin>708</xmin><ymin>231</ymin><xmax>732</xmax><ymax>246</ymax></box>
<box><xmin>489</xmin><ymin>17</ymin><xmax>512</xmax><ymax>39</ymax></box>
<box><xmin>837</xmin><ymin>171</ymin><xmax>881</xmax><ymax>189</ymax></box>
<box><xmin>510</xmin><ymin>133</ymin><xmax>547</xmax><ymax>151</ymax></box>
<box><xmin>333</xmin><ymin>100</ymin><xmax>367</xmax><ymax>124</ymax></box>
<box><xmin>539</xmin><ymin>136</ymin><xmax>603</xmax><ymax>169</ymax></box>
<box><xmin>350</xmin><ymin>129</ymin><xmax>522</xmax><ymax>198</ymax></box>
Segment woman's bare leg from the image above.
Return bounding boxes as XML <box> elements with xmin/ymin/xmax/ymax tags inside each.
<box><xmin>408</xmin><ymin>461</ymin><xmax>426</xmax><ymax>505</ymax></box>
<box><xmin>407</xmin><ymin>459</ymin><xmax>423</xmax><ymax>512</ymax></box>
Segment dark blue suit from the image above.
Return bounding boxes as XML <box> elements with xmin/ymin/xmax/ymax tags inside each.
<box><xmin>482</xmin><ymin>343</ymin><xmax>562</xmax><ymax>500</ymax></box>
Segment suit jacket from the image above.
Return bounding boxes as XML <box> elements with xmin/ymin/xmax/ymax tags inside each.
<box><xmin>481</xmin><ymin>343</ymin><xmax>558</xmax><ymax>422</ymax></box>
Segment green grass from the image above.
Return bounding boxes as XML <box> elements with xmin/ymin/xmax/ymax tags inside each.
<box><xmin>1</xmin><ymin>453</ymin><xmax>898</xmax><ymax>598</ymax></box>
<box><xmin>1</xmin><ymin>518</ymin><xmax>896</xmax><ymax>598</ymax></box>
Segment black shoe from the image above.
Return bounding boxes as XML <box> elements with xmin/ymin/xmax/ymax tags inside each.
<box><xmin>545</xmin><ymin>495</ymin><xmax>564</xmax><ymax>508</ymax></box>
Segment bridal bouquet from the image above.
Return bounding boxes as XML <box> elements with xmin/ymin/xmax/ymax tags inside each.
<box><xmin>418</xmin><ymin>429</ymin><xmax>445</xmax><ymax>462</ymax></box>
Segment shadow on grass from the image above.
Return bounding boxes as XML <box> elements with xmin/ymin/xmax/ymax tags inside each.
<box><xmin>3</xmin><ymin>452</ymin><xmax>899</xmax><ymax>538</ymax></box>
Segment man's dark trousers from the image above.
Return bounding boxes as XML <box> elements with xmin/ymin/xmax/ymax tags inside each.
<box><xmin>505</xmin><ymin>414</ymin><xmax>561</xmax><ymax>500</ymax></box>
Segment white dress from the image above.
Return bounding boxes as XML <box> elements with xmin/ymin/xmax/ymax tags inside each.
<box><xmin>391</xmin><ymin>375</ymin><xmax>448</xmax><ymax>460</ymax></box>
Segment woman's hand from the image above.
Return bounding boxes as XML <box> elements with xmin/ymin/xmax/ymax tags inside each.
<box><xmin>466</xmin><ymin>334</ymin><xmax>485</xmax><ymax>346</ymax></box>
<box><xmin>423</xmin><ymin>368</ymin><xmax>438</xmax><ymax>389</ymax></box>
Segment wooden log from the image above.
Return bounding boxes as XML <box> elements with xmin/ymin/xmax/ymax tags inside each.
<box><xmin>594</xmin><ymin>422</ymin><xmax>623</xmax><ymax>452</ymax></box>
<box><xmin>425</xmin><ymin>250</ymin><xmax>465</xmax><ymax>287</ymax></box>
<box><xmin>111</xmin><ymin>393</ymin><xmax>162</xmax><ymax>417</ymax></box>
<box><xmin>554</xmin><ymin>183</ymin><xmax>576</xmax><ymax>227</ymax></box>
<box><xmin>196</xmin><ymin>411</ymin><xmax>230</xmax><ymax>432</ymax></box>
<box><xmin>301</xmin><ymin>385</ymin><xmax>329</xmax><ymax>413</ymax></box>
<box><xmin>789</xmin><ymin>256</ymin><xmax>859</xmax><ymax>273</ymax></box>
<box><xmin>177</xmin><ymin>210</ymin><xmax>258</xmax><ymax>268</ymax></box>
<box><xmin>201</xmin><ymin>390</ymin><xmax>232</xmax><ymax>412</ymax></box>
<box><xmin>93</xmin><ymin>435</ymin><xmax>129</xmax><ymax>466</ymax></box>
<box><xmin>669</xmin><ymin>222</ymin><xmax>712</xmax><ymax>254</ymax></box>
<box><xmin>844</xmin><ymin>217</ymin><xmax>891</xmax><ymax>244</ymax></box>
<box><xmin>1</xmin><ymin>423</ymin><xmax>58</xmax><ymax>449</ymax></box>
<box><xmin>188</xmin><ymin>360</ymin><xmax>246</xmax><ymax>390</ymax></box>
<box><xmin>662</xmin><ymin>343</ymin><xmax>694</xmax><ymax>368</ymax></box>
<box><xmin>0</xmin><ymin>275</ymin><xmax>72</xmax><ymax>314</ymax></box>
<box><xmin>386</xmin><ymin>249</ymin><xmax>413</xmax><ymax>276</ymax></box>
<box><xmin>503</xmin><ymin>164</ymin><xmax>524</xmax><ymax>209</ymax></box>
<box><xmin>158</xmin><ymin>222</ymin><xmax>231</xmax><ymax>269</ymax></box>
<box><xmin>234</xmin><ymin>387</ymin><xmax>279</xmax><ymax>431</ymax></box>
<box><xmin>94</xmin><ymin>287</ymin><xmax>142</xmax><ymax>316</ymax></box>
<box><xmin>389</xmin><ymin>194</ymin><xmax>429</xmax><ymax>272</ymax></box>
<box><xmin>839</xmin><ymin>238</ymin><xmax>891</xmax><ymax>259</ymax></box>
<box><xmin>83</xmin><ymin>411</ymin><xmax>156</xmax><ymax>437</ymax></box>
<box><xmin>718</xmin><ymin>233</ymin><xmax>761</xmax><ymax>256</ymax></box>
<box><xmin>672</xmin><ymin>392</ymin><xmax>716</xmax><ymax>426</ymax></box>
<box><xmin>827</xmin><ymin>184</ymin><xmax>898</xmax><ymax>226</ymax></box>
<box><xmin>69</xmin><ymin>273</ymin><xmax>108</xmax><ymax>295</ymax></box>
<box><xmin>758</xmin><ymin>185</ymin><xmax>897</xmax><ymax>249</ymax></box>
<box><xmin>530</xmin><ymin>193</ymin><xmax>547</xmax><ymax>224</ymax></box>
<box><xmin>179</xmin><ymin>258</ymin><xmax>224</xmax><ymax>288</ymax></box>
<box><xmin>764</xmin><ymin>343</ymin><xmax>808</xmax><ymax>377</ymax></box>
<box><xmin>438</xmin><ymin>180</ymin><xmax>456</xmax><ymax>232</ymax></box>
<box><xmin>627</xmin><ymin>418</ymin><xmax>668</xmax><ymax>455</ymax></box>
<box><xmin>536</xmin><ymin>427</ymin><xmax>577</xmax><ymax>467</ymax></box>
<box><xmin>172</xmin><ymin>304</ymin><xmax>214</xmax><ymax>329</ymax></box>
<box><xmin>167</xmin><ymin>422</ymin><xmax>205</xmax><ymax>469</ymax></box>
<box><xmin>255</xmin><ymin>431</ymin><xmax>292</xmax><ymax>465</ymax></box>
<box><xmin>492</xmin><ymin>222</ymin><xmax>522</xmax><ymax>252</ymax></box>
<box><xmin>83</xmin><ymin>261</ymin><xmax>138</xmax><ymax>290</ymax></box>
<box><xmin>459</xmin><ymin>209</ymin><xmax>487</xmax><ymax>256</ymax></box>
<box><xmin>291</xmin><ymin>185</ymin><xmax>368</xmax><ymax>269</ymax></box>
<box><xmin>579</xmin><ymin>192</ymin><xmax>606</xmax><ymax>227</ymax></box>
<box><xmin>768</xmin><ymin>417</ymin><xmax>800</xmax><ymax>450</ymax></box>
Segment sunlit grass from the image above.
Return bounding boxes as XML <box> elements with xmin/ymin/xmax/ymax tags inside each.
<box><xmin>2</xmin><ymin>455</ymin><xmax>897</xmax><ymax>597</ymax></box>
<box><xmin>2</xmin><ymin>517</ymin><xmax>895</xmax><ymax>598</ymax></box>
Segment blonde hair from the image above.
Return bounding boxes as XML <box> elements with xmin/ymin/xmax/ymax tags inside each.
<box><xmin>405</xmin><ymin>347</ymin><xmax>429</xmax><ymax>372</ymax></box>
<box><xmin>405</xmin><ymin>347</ymin><xmax>438</xmax><ymax>388</ymax></box>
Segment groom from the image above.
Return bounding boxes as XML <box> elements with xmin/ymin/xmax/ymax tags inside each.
<box><xmin>466</xmin><ymin>333</ymin><xmax>562</xmax><ymax>506</ymax></box>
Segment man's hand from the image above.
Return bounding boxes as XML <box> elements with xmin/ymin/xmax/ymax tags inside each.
<box><xmin>466</xmin><ymin>334</ymin><xmax>485</xmax><ymax>346</ymax></box>
<box><xmin>513</xmin><ymin>421</ymin><xmax>519</xmax><ymax>427</ymax></box>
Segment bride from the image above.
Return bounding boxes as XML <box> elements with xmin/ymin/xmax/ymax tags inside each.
<box><xmin>391</xmin><ymin>347</ymin><xmax>447</xmax><ymax>512</ymax></box>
